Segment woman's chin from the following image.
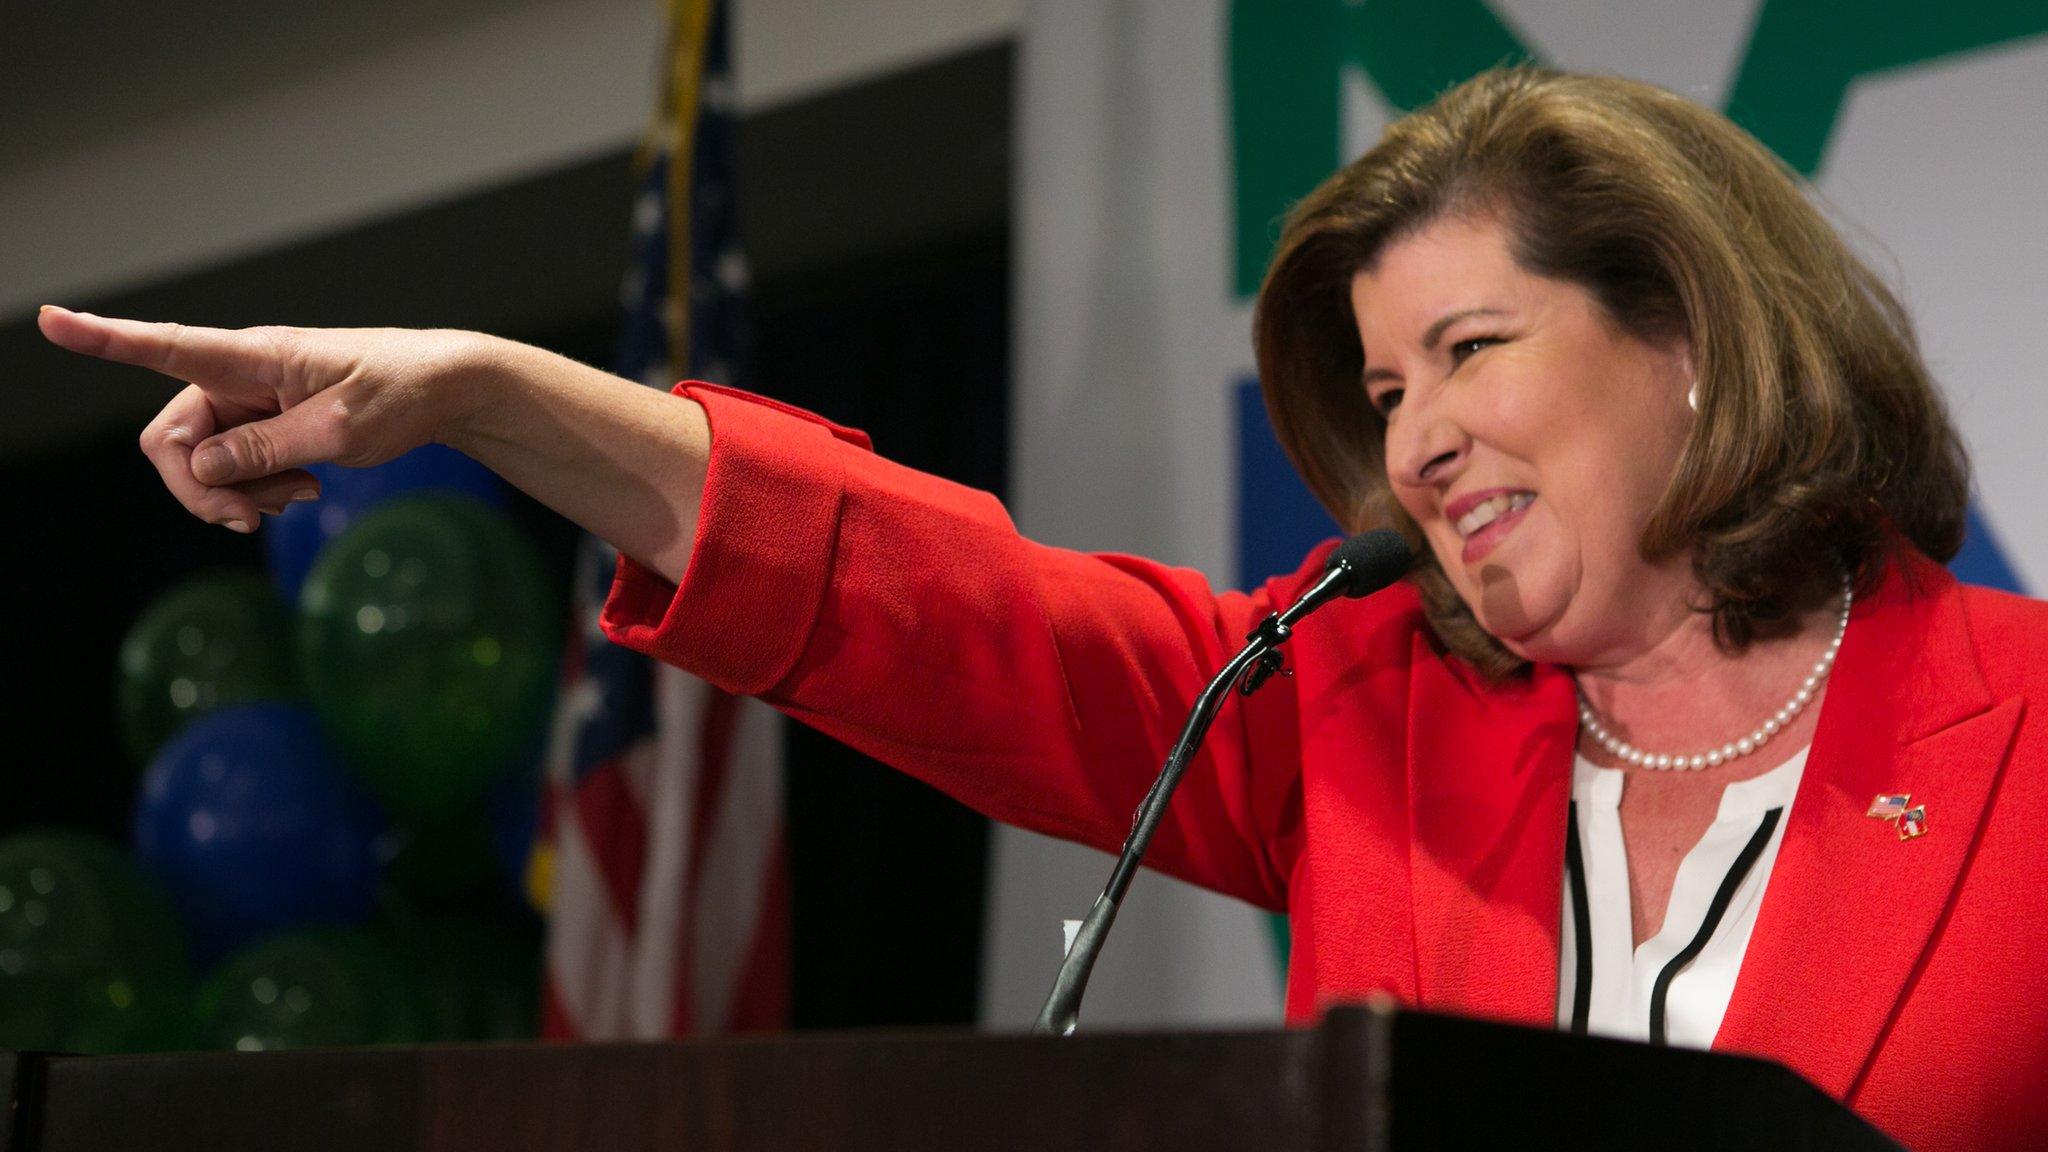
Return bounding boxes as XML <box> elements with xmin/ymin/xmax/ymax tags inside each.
<box><xmin>1464</xmin><ymin>577</ymin><xmax>1572</xmax><ymax>659</ymax></box>
<box><xmin>1480</xmin><ymin>615</ymin><xmax>1544</xmax><ymax>653</ymax></box>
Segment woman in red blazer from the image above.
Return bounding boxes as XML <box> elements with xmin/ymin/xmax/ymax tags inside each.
<box><xmin>46</xmin><ymin>67</ymin><xmax>2043</xmax><ymax>1151</ymax></box>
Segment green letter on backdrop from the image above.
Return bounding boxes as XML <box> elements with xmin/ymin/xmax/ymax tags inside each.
<box><xmin>1230</xmin><ymin>0</ymin><xmax>2048</xmax><ymax>299</ymax></box>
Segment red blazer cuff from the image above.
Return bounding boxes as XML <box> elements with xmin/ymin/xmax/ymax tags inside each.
<box><xmin>598</xmin><ymin>381</ymin><xmax>873</xmax><ymax>695</ymax></box>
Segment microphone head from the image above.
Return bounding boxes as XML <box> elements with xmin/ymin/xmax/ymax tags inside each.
<box><xmin>1327</xmin><ymin>529</ymin><xmax>1412</xmax><ymax>598</ymax></box>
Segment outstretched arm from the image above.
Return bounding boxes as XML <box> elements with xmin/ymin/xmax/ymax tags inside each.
<box><xmin>38</xmin><ymin>307</ymin><xmax>710</xmax><ymax>584</ymax></box>
<box><xmin>45</xmin><ymin>305</ymin><xmax>1310</xmax><ymax>907</ymax></box>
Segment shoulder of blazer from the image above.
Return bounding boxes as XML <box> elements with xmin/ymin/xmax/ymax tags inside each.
<box><xmin>1954</xmin><ymin>579</ymin><xmax>2048</xmax><ymax>693</ymax></box>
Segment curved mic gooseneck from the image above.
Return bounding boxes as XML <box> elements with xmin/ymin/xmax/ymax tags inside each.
<box><xmin>1032</xmin><ymin>530</ymin><xmax>1412</xmax><ymax>1035</ymax></box>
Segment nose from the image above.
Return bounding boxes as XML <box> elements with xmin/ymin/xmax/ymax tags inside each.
<box><xmin>1387</xmin><ymin>408</ymin><xmax>1469</xmax><ymax>490</ymax></box>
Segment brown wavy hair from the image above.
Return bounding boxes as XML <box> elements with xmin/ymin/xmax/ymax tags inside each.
<box><xmin>1253</xmin><ymin>66</ymin><xmax>1969</xmax><ymax>676</ymax></box>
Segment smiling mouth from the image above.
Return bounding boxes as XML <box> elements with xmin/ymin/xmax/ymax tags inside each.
<box><xmin>1452</xmin><ymin>491</ymin><xmax>1536</xmax><ymax>565</ymax></box>
<box><xmin>1455</xmin><ymin>491</ymin><xmax>1535</xmax><ymax>539</ymax></box>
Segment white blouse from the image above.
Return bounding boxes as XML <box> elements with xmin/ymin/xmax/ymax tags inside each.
<box><xmin>1555</xmin><ymin>746</ymin><xmax>1807</xmax><ymax>1049</ymax></box>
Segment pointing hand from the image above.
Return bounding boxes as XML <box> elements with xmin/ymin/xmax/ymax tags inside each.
<box><xmin>40</xmin><ymin>307</ymin><xmax>488</xmax><ymax>533</ymax></box>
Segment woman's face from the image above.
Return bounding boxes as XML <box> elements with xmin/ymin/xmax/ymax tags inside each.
<box><xmin>1351</xmin><ymin>213</ymin><xmax>1696</xmax><ymax>667</ymax></box>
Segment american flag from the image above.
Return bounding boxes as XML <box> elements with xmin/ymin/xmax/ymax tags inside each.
<box><xmin>537</xmin><ymin>0</ymin><xmax>790</xmax><ymax>1039</ymax></box>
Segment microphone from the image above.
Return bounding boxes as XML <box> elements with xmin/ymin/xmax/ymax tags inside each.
<box><xmin>1285</xmin><ymin>528</ymin><xmax>1414</xmax><ymax>616</ymax></box>
<box><xmin>1032</xmin><ymin>529</ymin><xmax>1412</xmax><ymax>1035</ymax></box>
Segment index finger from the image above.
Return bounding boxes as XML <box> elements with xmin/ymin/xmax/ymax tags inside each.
<box><xmin>38</xmin><ymin>306</ymin><xmax>279</xmax><ymax>389</ymax></box>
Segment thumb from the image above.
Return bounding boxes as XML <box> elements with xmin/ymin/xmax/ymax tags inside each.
<box><xmin>191</xmin><ymin>401</ymin><xmax>344</xmax><ymax>485</ymax></box>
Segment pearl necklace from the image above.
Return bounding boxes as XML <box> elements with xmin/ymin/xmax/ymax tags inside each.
<box><xmin>1575</xmin><ymin>578</ymin><xmax>1853</xmax><ymax>771</ymax></box>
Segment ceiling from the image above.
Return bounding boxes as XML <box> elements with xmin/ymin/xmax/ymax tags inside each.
<box><xmin>0</xmin><ymin>0</ymin><xmax>544</xmax><ymax>172</ymax></box>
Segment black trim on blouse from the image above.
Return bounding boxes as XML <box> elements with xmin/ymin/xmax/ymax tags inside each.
<box><xmin>1647</xmin><ymin>806</ymin><xmax>1784</xmax><ymax>1046</ymax></box>
<box><xmin>1562</xmin><ymin>803</ymin><xmax>1785</xmax><ymax>1046</ymax></box>
<box><xmin>1565</xmin><ymin>801</ymin><xmax>1593</xmax><ymax>1035</ymax></box>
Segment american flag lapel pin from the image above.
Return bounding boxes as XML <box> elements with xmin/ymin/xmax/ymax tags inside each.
<box><xmin>1867</xmin><ymin>793</ymin><xmax>1927</xmax><ymax>840</ymax></box>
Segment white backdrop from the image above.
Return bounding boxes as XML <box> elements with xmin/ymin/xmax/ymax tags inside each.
<box><xmin>994</xmin><ymin>0</ymin><xmax>2048</xmax><ymax>1029</ymax></box>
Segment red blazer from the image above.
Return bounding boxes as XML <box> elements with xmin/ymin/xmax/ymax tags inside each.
<box><xmin>603</xmin><ymin>383</ymin><xmax>2048</xmax><ymax>1152</ymax></box>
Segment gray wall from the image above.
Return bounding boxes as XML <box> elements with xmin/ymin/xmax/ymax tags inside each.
<box><xmin>0</xmin><ymin>0</ymin><xmax>1017</xmax><ymax>457</ymax></box>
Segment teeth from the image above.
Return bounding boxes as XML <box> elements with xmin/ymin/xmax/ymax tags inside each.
<box><xmin>1455</xmin><ymin>493</ymin><xmax>1534</xmax><ymax>538</ymax></box>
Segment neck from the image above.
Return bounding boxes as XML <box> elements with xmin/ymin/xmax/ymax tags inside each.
<box><xmin>1571</xmin><ymin>591</ymin><xmax>1845</xmax><ymax>775</ymax></box>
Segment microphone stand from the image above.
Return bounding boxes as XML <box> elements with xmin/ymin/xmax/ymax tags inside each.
<box><xmin>1031</xmin><ymin>561</ymin><xmax>1359</xmax><ymax>1036</ymax></box>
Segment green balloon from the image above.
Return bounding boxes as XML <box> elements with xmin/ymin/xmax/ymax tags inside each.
<box><xmin>0</xmin><ymin>833</ymin><xmax>191</xmax><ymax>981</ymax></box>
<box><xmin>0</xmin><ymin>833</ymin><xmax>195</xmax><ymax>1053</ymax></box>
<box><xmin>195</xmin><ymin>929</ymin><xmax>425</xmax><ymax>1051</ymax></box>
<box><xmin>1</xmin><ymin>972</ymin><xmax>198</xmax><ymax>1054</ymax></box>
<box><xmin>298</xmin><ymin>496</ymin><xmax>558</xmax><ymax>819</ymax></box>
<box><xmin>116</xmin><ymin>572</ymin><xmax>298</xmax><ymax>763</ymax></box>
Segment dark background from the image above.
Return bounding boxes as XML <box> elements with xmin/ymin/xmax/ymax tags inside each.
<box><xmin>0</xmin><ymin>43</ymin><xmax>1013</xmax><ymax>1030</ymax></box>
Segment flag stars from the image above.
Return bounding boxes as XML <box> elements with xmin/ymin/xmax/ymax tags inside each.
<box><xmin>715</xmin><ymin>248</ymin><xmax>750</xmax><ymax>292</ymax></box>
<box><xmin>633</xmin><ymin>190</ymin><xmax>664</xmax><ymax>236</ymax></box>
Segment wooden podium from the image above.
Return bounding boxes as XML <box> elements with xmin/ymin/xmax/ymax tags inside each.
<box><xmin>1</xmin><ymin>1007</ymin><xmax>1896</xmax><ymax>1150</ymax></box>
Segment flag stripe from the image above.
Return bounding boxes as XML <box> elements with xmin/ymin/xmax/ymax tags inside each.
<box><xmin>664</xmin><ymin>686</ymin><xmax>737</xmax><ymax>1034</ymax></box>
<box><xmin>726</xmin><ymin>829</ymin><xmax>793</xmax><ymax>1032</ymax></box>
<box><xmin>571</xmin><ymin>758</ymin><xmax>650</xmax><ymax>937</ymax></box>
<box><xmin>544</xmin><ymin>802</ymin><xmax>638</xmax><ymax>1032</ymax></box>
<box><xmin>688</xmin><ymin>696</ymin><xmax>782</xmax><ymax>1032</ymax></box>
<box><xmin>623</xmin><ymin>663</ymin><xmax>709</xmax><ymax>1036</ymax></box>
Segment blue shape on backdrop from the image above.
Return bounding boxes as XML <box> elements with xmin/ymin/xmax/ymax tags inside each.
<box><xmin>263</xmin><ymin>444</ymin><xmax>505</xmax><ymax>604</ymax></box>
<box><xmin>134</xmin><ymin>702</ymin><xmax>390</xmax><ymax>961</ymax></box>
<box><xmin>1235</xmin><ymin>377</ymin><xmax>1341</xmax><ymax>587</ymax></box>
<box><xmin>1951</xmin><ymin>503</ymin><xmax>2026</xmax><ymax>594</ymax></box>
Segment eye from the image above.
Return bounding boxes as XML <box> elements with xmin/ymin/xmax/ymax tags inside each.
<box><xmin>1369</xmin><ymin>387</ymin><xmax>1404</xmax><ymax>416</ymax></box>
<box><xmin>1449</xmin><ymin>336</ymin><xmax>1502</xmax><ymax>365</ymax></box>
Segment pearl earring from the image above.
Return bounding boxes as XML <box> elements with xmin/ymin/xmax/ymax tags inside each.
<box><xmin>1687</xmin><ymin>382</ymin><xmax>1699</xmax><ymax>412</ymax></box>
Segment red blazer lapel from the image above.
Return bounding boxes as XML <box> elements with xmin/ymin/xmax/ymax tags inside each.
<box><xmin>1715</xmin><ymin>554</ymin><xmax>2020</xmax><ymax>1097</ymax></box>
<box><xmin>1406</xmin><ymin>632</ymin><xmax>1578</xmax><ymax>1026</ymax></box>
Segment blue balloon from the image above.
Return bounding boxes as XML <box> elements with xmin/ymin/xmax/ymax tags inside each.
<box><xmin>263</xmin><ymin>444</ymin><xmax>504</xmax><ymax>604</ymax></box>
<box><xmin>134</xmin><ymin>703</ymin><xmax>389</xmax><ymax>960</ymax></box>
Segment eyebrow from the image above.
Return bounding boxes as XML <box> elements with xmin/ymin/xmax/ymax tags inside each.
<box><xmin>1361</xmin><ymin>307</ymin><xmax>1511</xmax><ymax>386</ymax></box>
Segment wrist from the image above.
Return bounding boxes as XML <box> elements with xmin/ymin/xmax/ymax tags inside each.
<box><xmin>429</xmin><ymin>330</ymin><xmax>517</xmax><ymax>454</ymax></box>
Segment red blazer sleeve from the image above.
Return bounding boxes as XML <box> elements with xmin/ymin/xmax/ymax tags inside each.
<box><xmin>600</xmin><ymin>383</ymin><xmax>1311</xmax><ymax>910</ymax></box>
